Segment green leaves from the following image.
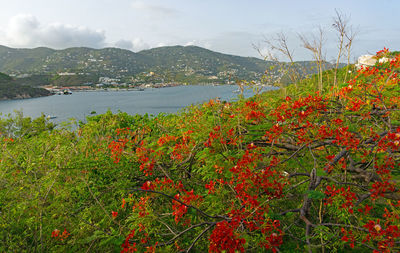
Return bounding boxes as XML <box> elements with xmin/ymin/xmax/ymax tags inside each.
<box><xmin>306</xmin><ymin>190</ymin><xmax>325</xmax><ymax>200</ymax></box>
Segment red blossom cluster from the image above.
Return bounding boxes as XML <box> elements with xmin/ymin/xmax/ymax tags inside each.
<box><xmin>324</xmin><ymin>185</ymin><xmax>358</xmax><ymax>213</ymax></box>
<box><xmin>209</xmin><ymin>217</ymin><xmax>246</xmax><ymax>253</ymax></box>
<box><xmin>244</xmin><ymin>101</ymin><xmax>266</xmax><ymax>123</ymax></box>
<box><xmin>131</xmin><ymin>196</ymin><xmax>150</xmax><ymax>218</ymax></box>
<box><xmin>172</xmin><ymin>190</ymin><xmax>202</xmax><ymax>224</ymax></box>
<box><xmin>136</xmin><ymin>142</ymin><xmax>156</xmax><ymax>176</ymax></box>
<box><xmin>121</xmin><ymin>229</ymin><xmax>137</xmax><ymax>252</ymax></box>
<box><xmin>51</xmin><ymin>228</ymin><xmax>70</xmax><ymax>241</ymax></box>
<box><xmin>363</xmin><ymin>217</ymin><xmax>400</xmax><ymax>252</ymax></box>
<box><xmin>2</xmin><ymin>137</ymin><xmax>14</xmax><ymax>143</ymax></box>
<box><xmin>341</xmin><ymin>228</ymin><xmax>356</xmax><ymax>248</ymax></box>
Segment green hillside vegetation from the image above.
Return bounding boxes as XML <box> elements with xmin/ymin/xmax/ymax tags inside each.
<box><xmin>0</xmin><ymin>72</ymin><xmax>51</xmax><ymax>100</ymax></box>
<box><xmin>13</xmin><ymin>74</ymin><xmax>51</xmax><ymax>87</ymax></box>
<box><xmin>0</xmin><ymin>45</ymin><xmax>341</xmax><ymax>85</ymax></box>
<box><xmin>50</xmin><ymin>74</ymin><xmax>98</xmax><ymax>86</ymax></box>
<box><xmin>138</xmin><ymin>45</ymin><xmax>269</xmax><ymax>78</ymax></box>
<box><xmin>0</xmin><ymin>72</ymin><xmax>12</xmax><ymax>81</ymax></box>
<box><xmin>0</xmin><ymin>49</ymin><xmax>399</xmax><ymax>252</ymax></box>
<box><xmin>0</xmin><ymin>46</ymin><xmax>55</xmax><ymax>72</ymax></box>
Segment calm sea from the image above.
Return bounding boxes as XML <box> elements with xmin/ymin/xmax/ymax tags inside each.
<box><xmin>0</xmin><ymin>85</ymin><xmax>272</xmax><ymax>123</ymax></box>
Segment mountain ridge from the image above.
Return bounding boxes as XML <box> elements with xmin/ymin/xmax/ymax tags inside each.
<box><xmin>0</xmin><ymin>44</ymin><xmax>341</xmax><ymax>85</ymax></box>
<box><xmin>0</xmin><ymin>44</ymin><xmax>265</xmax><ymax>60</ymax></box>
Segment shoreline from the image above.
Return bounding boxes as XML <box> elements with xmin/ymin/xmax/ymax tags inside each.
<box><xmin>0</xmin><ymin>83</ymin><xmax>276</xmax><ymax>101</ymax></box>
<box><xmin>0</xmin><ymin>92</ymin><xmax>53</xmax><ymax>101</ymax></box>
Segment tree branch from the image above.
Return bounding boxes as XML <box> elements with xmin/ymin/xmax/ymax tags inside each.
<box><xmin>129</xmin><ymin>188</ymin><xmax>230</xmax><ymax>220</ymax></box>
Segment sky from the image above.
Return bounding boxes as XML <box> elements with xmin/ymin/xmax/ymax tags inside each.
<box><xmin>0</xmin><ymin>0</ymin><xmax>398</xmax><ymax>61</ymax></box>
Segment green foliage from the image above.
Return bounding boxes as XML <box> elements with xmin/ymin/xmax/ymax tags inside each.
<box><xmin>0</xmin><ymin>111</ymin><xmax>154</xmax><ymax>251</ymax></box>
<box><xmin>50</xmin><ymin>74</ymin><xmax>98</xmax><ymax>87</ymax></box>
<box><xmin>0</xmin><ymin>72</ymin><xmax>12</xmax><ymax>81</ymax></box>
<box><xmin>0</xmin><ymin>72</ymin><xmax>51</xmax><ymax>100</ymax></box>
<box><xmin>1</xmin><ymin>52</ymin><xmax>399</xmax><ymax>252</ymax></box>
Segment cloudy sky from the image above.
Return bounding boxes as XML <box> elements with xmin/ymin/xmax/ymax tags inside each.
<box><xmin>0</xmin><ymin>0</ymin><xmax>398</xmax><ymax>60</ymax></box>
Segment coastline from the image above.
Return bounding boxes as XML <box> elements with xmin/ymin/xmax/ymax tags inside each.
<box><xmin>0</xmin><ymin>83</ymin><xmax>276</xmax><ymax>101</ymax></box>
<box><xmin>0</xmin><ymin>92</ymin><xmax>53</xmax><ymax>101</ymax></box>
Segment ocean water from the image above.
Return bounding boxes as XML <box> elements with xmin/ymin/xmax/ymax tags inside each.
<box><xmin>0</xmin><ymin>85</ymin><xmax>272</xmax><ymax>123</ymax></box>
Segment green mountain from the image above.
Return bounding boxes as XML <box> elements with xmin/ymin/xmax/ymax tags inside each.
<box><xmin>137</xmin><ymin>45</ymin><xmax>271</xmax><ymax>79</ymax></box>
<box><xmin>0</xmin><ymin>72</ymin><xmax>12</xmax><ymax>82</ymax></box>
<box><xmin>0</xmin><ymin>72</ymin><xmax>50</xmax><ymax>100</ymax></box>
<box><xmin>0</xmin><ymin>45</ymin><xmax>340</xmax><ymax>84</ymax></box>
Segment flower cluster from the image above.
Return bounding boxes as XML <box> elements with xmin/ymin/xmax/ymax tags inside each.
<box><xmin>51</xmin><ymin>228</ymin><xmax>70</xmax><ymax>241</ymax></box>
<box><xmin>324</xmin><ymin>185</ymin><xmax>357</xmax><ymax>213</ymax></box>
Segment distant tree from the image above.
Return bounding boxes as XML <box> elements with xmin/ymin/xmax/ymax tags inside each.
<box><xmin>299</xmin><ymin>26</ymin><xmax>326</xmax><ymax>93</ymax></box>
<box><xmin>258</xmin><ymin>32</ymin><xmax>302</xmax><ymax>96</ymax></box>
<box><xmin>343</xmin><ymin>25</ymin><xmax>358</xmax><ymax>83</ymax></box>
<box><xmin>332</xmin><ymin>9</ymin><xmax>349</xmax><ymax>88</ymax></box>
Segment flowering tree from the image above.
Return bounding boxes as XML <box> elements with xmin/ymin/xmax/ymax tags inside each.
<box><xmin>0</xmin><ymin>49</ymin><xmax>398</xmax><ymax>252</ymax></box>
<box><xmin>107</xmin><ymin>49</ymin><xmax>400</xmax><ymax>252</ymax></box>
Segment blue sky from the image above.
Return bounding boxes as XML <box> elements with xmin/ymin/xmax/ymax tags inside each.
<box><xmin>0</xmin><ymin>0</ymin><xmax>398</xmax><ymax>60</ymax></box>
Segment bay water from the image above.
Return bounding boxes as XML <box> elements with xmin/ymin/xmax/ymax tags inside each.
<box><xmin>0</xmin><ymin>85</ymin><xmax>271</xmax><ymax>124</ymax></box>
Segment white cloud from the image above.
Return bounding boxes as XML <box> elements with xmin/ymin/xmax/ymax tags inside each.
<box><xmin>156</xmin><ymin>42</ymin><xmax>167</xmax><ymax>47</ymax></box>
<box><xmin>131</xmin><ymin>1</ymin><xmax>179</xmax><ymax>17</ymax></box>
<box><xmin>132</xmin><ymin>38</ymin><xmax>150</xmax><ymax>51</ymax></box>
<box><xmin>184</xmin><ymin>40</ymin><xmax>195</xmax><ymax>46</ymax></box>
<box><xmin>0</xmin><ymin>14</ymin><xmax>106</xmax><ymax>49</ymax></box>
<box><xmin>114</xmin><ymin>39</ymin><xmax>133</xmax><ymax>50</ymax></box>
<box><xmin>114</xmin><ymin>38</ymin><xmax>150</xmax><ymax>51</ymax></box>
<box><xmin>184</xmin><ymin>40</ymin><xmax>212</xmax><ymax>49</ymax></box>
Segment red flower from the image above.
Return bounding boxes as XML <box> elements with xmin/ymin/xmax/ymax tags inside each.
<box><xmin>205</xmin><ymin>180</ymin><xmax>216</xmax><ymax>194</ymax></box>
<box><xmin>51</xmin><ymin>229</ymin><xmax>60</xmax><ymax>238</ymax></box>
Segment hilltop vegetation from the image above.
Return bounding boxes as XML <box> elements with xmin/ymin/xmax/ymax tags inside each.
<box><xmin>0</xmin><ymin>45</ymin><xmax>340</xmax><ymax>85</ymax></box>
<box><xmin>0</xmin><ymin>49</ymin><xmax>399</xmax><ymax>252</ymax></box>
<box><xmin>0</xmin><ymin>72</ymin><xmax>12</xmax><ymax>81</ymax></box>
<box><xmin>0</xmin><ymin>72</ymin><xmax>50</xmax><ymax>100</ymax></box>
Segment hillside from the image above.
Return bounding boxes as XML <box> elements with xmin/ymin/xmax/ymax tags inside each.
<box><xmin>0</xmin><ymin>72</ymin><xmax>51</xmax><ymax>100</ymax></box>
<box><xmin>0</xmin><ymin>45</ymin><xmax>340</xmax><ymax>84</ymax></box>
<box><xmin>0</xmin><ymin>49</ymin><xmax>399</xmax><ymax>252</ymax></box>
<box><xmin>137</xmin><ymin>45</ymin><xmax>271</xmax><ymax>80</ymax></box>
<box><xmin>0</xmin><ymin>72</ymin><xmax>12</xmax><ymax>82</ymax></box>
